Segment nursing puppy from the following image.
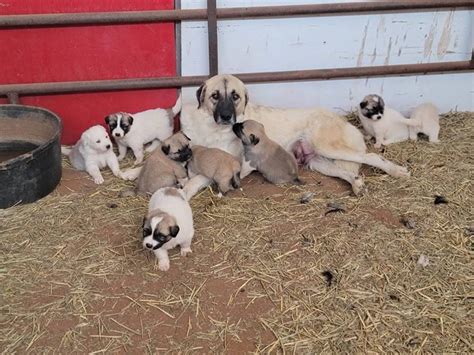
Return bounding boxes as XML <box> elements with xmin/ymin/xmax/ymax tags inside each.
<box><xmin>105</xmin><ymin>95</ymin><xmax>181</xmax><ymax>165</ymax></box>
<box><xmin>61</xmin><ymin>125</ymin><xmax>124</xmax><ymax>184</ymax></box>
<box><xmin>409</xmin><ymin>103</ymin><xmax>440</xmax><ymax>143</ymax></box>
<box><xmin>358</xmin><ymin>94</ymin><xmax>439</xmax><ymax>147</ymax></box>
<box><xmin>121</xmin><ymin>132</ymin><xmax>192</xmax><ymax>195</ymax></box>
<box><xmin>233</xmin><ymin>120</ymin><xmax>302</xmax><ymax>185</ymax></box>
<box><xmin>186</xmin><ymin>145</ymin><xmax>241</xmax><ymax>195</ymax></box>
<box><xmin>142</xmin><ymin>187</ymin><xmax>194</xmax><ymax>271</ymax></box>
<box><xmin>180</xmin><ymin>74</ymin><xmax>409</xmax><ymax>198</ymax></box>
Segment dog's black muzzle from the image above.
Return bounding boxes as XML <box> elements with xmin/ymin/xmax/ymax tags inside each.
<box><xmin>232</xmin><ymin>122</ymin><xmax>243</xmax><ymax>138</ymax></box>
<box><xmin>214</xmin><ymin>98</ymin><xmax>236</xmax><ymax>125</ymax></box>
<box><xmin>177</xmin><ymin>146</ymin><xmax>193</xmax><ymax>162</ymax></box>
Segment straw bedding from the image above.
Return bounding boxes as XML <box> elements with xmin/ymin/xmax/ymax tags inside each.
<box><xmin>1</xmin><ymin>112</ymin><xmax>472</xmax><ymax>353</ymax></box>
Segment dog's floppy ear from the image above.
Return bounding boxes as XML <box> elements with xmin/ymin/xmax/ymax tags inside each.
<box><xmin>169</xmin><ymin>225</ymin><xmax>180</xmax><ymax>237</ymax></box>
<box><xmin>128</xmin><ymin>115</ymin><xmax>134</xmax><ymax>125</ymax></box>
<box><xmin>378</xmin><ymin>96</ymin><xmax>385</xmax><ymax>109</ymax></box>
<box><xmin>250</xmin><ymin>134</ymin><xmax>260</xmax><ymax>145</ymax></box>
<box><xmin>359</xmin><ymin>100</ymin><xmax>368</xmax><ymax>109</ymax></box>
<box><xmin>161</xmin><ymin>145</ymin><xmax>170</xmax><ymax>155</ymax></box>
<box><xmin>105</xmin><ymin>115</ymin><xmax>111</xmax><ymax>124</ymax></box>
<box><xmin>196</xmin><ymin>83</ymin><xmax>206</xmax><ymax>109</ymax></box>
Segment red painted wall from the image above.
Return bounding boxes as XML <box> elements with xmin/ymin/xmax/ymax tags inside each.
<box><xmin>0</xmin><ymin>0</ymin><xmax>176</xmax><ymax>144</ymax></box>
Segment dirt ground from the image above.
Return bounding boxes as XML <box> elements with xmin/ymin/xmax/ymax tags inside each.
<box><xmin>1</xmin><ymin>112</ymin><xmax>473</xmax><ymax>353</ymax></box>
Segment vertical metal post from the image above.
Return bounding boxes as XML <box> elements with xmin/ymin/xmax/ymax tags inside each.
<box><xmin>207</xmin><ymin>0</ymin><xmax>218</xmax><ymax>76</ymax></box>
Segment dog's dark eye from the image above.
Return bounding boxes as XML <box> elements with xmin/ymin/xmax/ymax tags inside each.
<box><xmin>232</xmin><ymin>92</ymin><xmax>240</xmax><ymax>101</ymax></box>
<box><xmin>96</xmin><ymin>140</ymin><xmax>101</xmax><ymax>143</ymax></box>
<box><xmin>143</xmin><ymin>227</ymin><xmax>152</xmax><ymax>237</ymax></box>
<box><xmin>211</xmin><ymin>92</ymin><xmax>220</xmax><ymax>100</ymax></box>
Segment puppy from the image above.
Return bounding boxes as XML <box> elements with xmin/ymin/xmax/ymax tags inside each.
<box><xmin>142</xmin><ymin>187</ymin><xmax>194</xmax><ymax>271</ymax></box>
<box><xmin>233</xmin><ymin>120</ymin><xmax>302</xmax><ymax>185</ymax></box>
<box><xmin>358</xmin><ymin>94</ymin><xmax>439</xmax><ymax>147</ymax></box>
<box><xmin>186</xmin><ymin>145</ymin><xmax>241</xmax><ymax>195</ymax></box>
<box><xmin>105</xmin><ymin>95</ymin><xmax>181</xmax><ymax>164</ymax></box>
<box><xmin>61</xmin><ymin>125</ymin><xmax>124</xmax><ymax>184</ymax></box>
<box><xmin>121</xmin><ymin>132</ymin><xmax>192</xmax><ymax>196</ymax></box>
<box><xmin>409</xmin><ymin>103</ymin><xmax>440</xmax><ymax>142</ymax></box>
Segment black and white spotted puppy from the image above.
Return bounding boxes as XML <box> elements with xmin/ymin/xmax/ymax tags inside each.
<box><xmin>105</xmin><ymin>95</ymin><xmax>181</xmax><ymax>164</ymax></box>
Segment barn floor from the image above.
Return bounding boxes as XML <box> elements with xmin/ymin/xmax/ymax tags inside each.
<box><xmin>1</xmin><ymin>112</ymin><xmax>473</xmax><ymax>353</ymax></box>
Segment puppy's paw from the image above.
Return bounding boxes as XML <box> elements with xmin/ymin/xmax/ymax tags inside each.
<box><xmin>94</xmin><ymin>175</ymin><xmax>104</xmax><ymax>184</ymax></box>
<box><xmin>181</xmin><ymin>247</ymin><xmax>192</xmax><ymax>257</ymax></box>
<box><xmin>118</xmin><ymin>155</ymin><xmax>125</xmax><ymax>162</ymax></box>
<box><xmin>217</xmin><ymin>192</ymin><xmax>223</xmax><ymax>198</ymax></box>
<box><xmin>374</xmin><ymin>142</ymin><xmax>382</xmax><ymax>149</ymax></box>
<box><xmin>158</xmin><ymin>260</ymin><xmax>170</xmax><ymax>271</ymax></box>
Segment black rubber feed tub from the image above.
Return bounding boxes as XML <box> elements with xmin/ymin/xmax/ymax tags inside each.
<box><xmin>0</xmin><ymin>105</ymin><xmax>62</xmax><ymax>209</ymax></box>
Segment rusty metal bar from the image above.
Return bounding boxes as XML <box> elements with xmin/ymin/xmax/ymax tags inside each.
<box><xmin>207</xmin><ymin>0</ymin><xmax>219</xmax><ymax>76</ymax></box>
<box><xmin>0</xmin><ymin>1</ymin><xmax>472</xmax><ymax>27</ymax></box>
<box><xmin>1</xmin><ymin>60</ymin><xmax>472</xmax><ymax>96</ymax></box>
<box><xmin>6</xmin><ymin>93</ymin><xmax>20</xmax><ymax>104</ymax></box>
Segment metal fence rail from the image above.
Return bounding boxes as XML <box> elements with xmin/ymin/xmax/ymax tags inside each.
<box><xmin>0</xmin><ymin>0</ymin><xmax>473</xmax><ymax>103</ymax></box>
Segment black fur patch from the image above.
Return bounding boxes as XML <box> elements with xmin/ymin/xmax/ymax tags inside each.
<box><xmin>161</xmin><ymin>145</ymin><xmax>170</xmax><ymax>155</ymax></box>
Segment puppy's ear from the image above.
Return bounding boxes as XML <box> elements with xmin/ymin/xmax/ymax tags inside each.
<box><xmin>169</xmin><ymin>225</ymin><xmax>180</xmax><ymax>237</ymax></box>
<box><xmin>128</xmin><ymin>115</ymin><xmax>134</xmax><ymax>125</ymax></box>
<box><xmin>105</xmin><ymin>115</ymin><xmax>111</xmax><ymax>124</ymax></box>
<box><xmin>243</xmin><ymin>89</ymin><xmax>249</xmax><ymax>113</ymax></box>
<box><xmin>250</xmin><ymin>134</ymin><xmax>260</xmax><ymax>145</ymax></box>
<box><xmin>378</xmin><ymin>96</ymin><xmax>385</xmax><ymax>109</ymax></box>
<box><xmin>359</xmin><ymin>101</ymin><xmax>368</xmax><ymax>109</ymax></box>
<box><xmin>196</xmin><ymin>83</ymin><xmax>206</xmax><ymax>109</ymax></box>
<box><xmin>161</xmin><ymin>145</ymin><xmax>170</xmax><ymax>155</ymax></box>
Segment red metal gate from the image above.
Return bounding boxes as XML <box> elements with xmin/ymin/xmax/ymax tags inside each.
<box><xmin>0</xmin><ymin>0</ymin><xmax>176</xmax><ymax>144</ymax></box>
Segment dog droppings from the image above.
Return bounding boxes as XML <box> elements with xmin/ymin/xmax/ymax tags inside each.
<box><xmin>417</xmin><ymin>254</ymin><xmax>430</xmax><ymax>267</ymax></box>
<box><xmin>389</xmin><ymin>294</ymin><xmax>400</xmax><ymax>302</ymax></box>
<box><xmin>400</xmin><ymin>216</ymin><xmax>416</xmax><ymax>229</ymax></box>
<box><xmin>322</xmin><ymin>270</ymin><xmax>334</xmax><ymax>287</ymax></box>
<box><xmin>434</xmin><ymin>195</ymin><xmax>448</xmax><ymax>205</ymax></box>
<box><xmin>325</xmin><ymin>201</ymin><xmax>346</xmax><ymax>215</ymax></box>
<box><xmin>107</xmin><ymin>202</ymin><xmax>118</xmax><ymax>209</ymax></box>
<box><xmin>300</xmin><ymin>192</ymin><xmax>315</xmax><ymax>204</ymax></box>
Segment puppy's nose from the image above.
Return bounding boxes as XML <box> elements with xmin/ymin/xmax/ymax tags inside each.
<box><xmin>115</xmin><ymin>133</ymin><xmax>121</xmax><ymax>137</ymax></box>
<box><xmin>145</xmin><ymin>243</ymin><xmax>153</xmax><ymax>249</ymax></box>
<box><xmin>106</xmin><ymin>144</ymin><xmax>111</xmax><ymax>149</ymax></box>
<box><xmin>221</xmin><ymin>114</ymin><xmax>232</xmax><ymax>121</ymax></box>
<box><xmin>376</xmin><ymin>116</ymin><xmax>382</xmax><ymax>120</ymax></box>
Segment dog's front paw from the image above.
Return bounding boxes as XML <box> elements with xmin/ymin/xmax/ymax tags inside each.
<box><xmin>158</xmin><ymin>259</ymin><xmax>170</xmax><ymax>271</ymax></box>
<box><xmin>374</xmin><ymin>142</ymin><xmax>382</xmax><ymax>149</ymax></box>
<box><xmin>181</xmin><ymin>247</ymin><xmax>192</xmax><ymax>257</ymax></box>
<box><xmin>118</xmin><ymin>155</ymin><xmax>125</xmax><ymax>162</ymax></box>
<box><xmin>94</xmin><ymin>175</ymin><xmax>105</xmax><ymax>184</ymax></box>
<box><xmin>352</xmin><ymin>176</ymin><xmax>367</xmax><ymax>196</ymax></box>
<box><xmin>393</xmin><ymin>166</ymin><xmax>410</xmax><ymax>178</ymax></box>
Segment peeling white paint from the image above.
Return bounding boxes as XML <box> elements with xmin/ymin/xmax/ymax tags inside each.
<box><xmin>437</xmin><ymin>11</ymin><xmax>454</xmax><ymax>59</ymax></box>
<box><xmin>357</xmin><ymin>21</ymin><xmax>369</xmax><ymax>67</ymax></box>
<box><xmin>384</xmin><ymin>37</ymin><xmax>392</xmax><ymax>65</ymax></box>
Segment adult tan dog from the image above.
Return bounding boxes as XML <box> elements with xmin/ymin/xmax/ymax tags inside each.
<box><xmin>180</xmin><ymin>74</ymin><xmax>410</xmax><ymax>197</ymax></box>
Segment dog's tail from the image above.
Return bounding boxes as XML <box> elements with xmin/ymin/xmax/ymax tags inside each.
<box><xmin>171</xmin><ymin>93</ymin><xmax>182</xmax><ymax>116</ymax></box>
<box><xmin>231</xmin><ymin>171</ymin><xmax>241</xmax><ymax>189</ymax></box>
<box><xmin>61</xmin><ymin>146</ymin><xmax>72</xmax><ymax>156</ymax></box>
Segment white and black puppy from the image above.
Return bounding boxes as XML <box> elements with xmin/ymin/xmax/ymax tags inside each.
<box><xmin>105</xmin><ymin>95</ymin><xmax>181</xmax><ymax>164</ymax></box>
<box><xmin>358</xmin><ymin>94</ymin><xmax>440</xmax><ymax>147</ymax></box>
<box><xmin>61</xmin><ymin>125</ymin><xmax>124</xmax><ymax>184</ymax></box>
<box><xmin>142</xmin><ymin>187</ymin><xmax>194</xmax><ymax>271</ymax></box>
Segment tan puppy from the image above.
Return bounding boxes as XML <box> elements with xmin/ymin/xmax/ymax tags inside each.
<box><xmin>233</xmin><ymin>120</ymin><xmax>302</xmax><ymax>185</ymax></box>
<box><xmin>186</xmin><ymin>145</ymin><xmax>241</xmax><ymax>194</ymax></box>
<box><xmin>121</xmin><ymin>132</ymin><xmax>192</xmax><ymax>195</ymax></box>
